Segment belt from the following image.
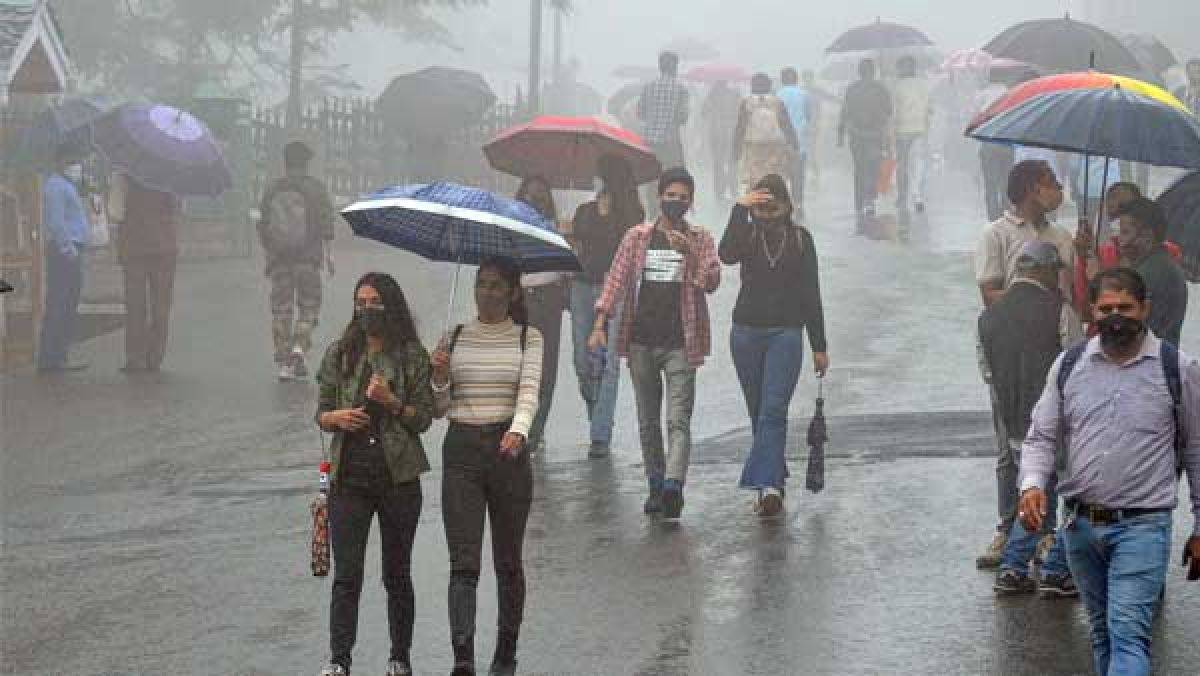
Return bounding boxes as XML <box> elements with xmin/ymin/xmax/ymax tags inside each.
<box><xmin>1067</xmin><ymin>501</ymin><xmax>1169</xmax><ymax>526</ymax></box>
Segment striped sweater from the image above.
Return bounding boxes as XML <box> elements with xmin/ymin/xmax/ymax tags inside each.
<box><xmin>433</xmin><ymin>318</ymin><xmax>543</xmax><ymax>438</ymax></box>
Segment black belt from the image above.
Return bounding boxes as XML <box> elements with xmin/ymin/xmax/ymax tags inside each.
<box><xmin>1067</xmin><ymin>501</ymin><xmax>1170</xmax><ymax>526</ymax></box>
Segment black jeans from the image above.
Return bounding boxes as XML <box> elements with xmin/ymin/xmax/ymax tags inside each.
<box><xmin>442</xmin><ymin>421</ymin><xmax>534</xmax><ymax>661</ymax></box>
<box><xmin>849</xmin><ymin>134</ymin><xmax>884</xmax><ymax>218</ymax></box>
<box><xmin>524</xmin><ymin>282</ymin><xmax>565</xmax><ymax>448</ymax></box>
<box><xmin>329</xmin><ymin>445</ymin><xmax>422</xmax><ymax>670</ymax></box>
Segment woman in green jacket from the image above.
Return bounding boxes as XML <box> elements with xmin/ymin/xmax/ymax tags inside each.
<box><xmin>316</xmin><ymin>271</ymin><xmax>433</xmax><ymax>676</ymax></box>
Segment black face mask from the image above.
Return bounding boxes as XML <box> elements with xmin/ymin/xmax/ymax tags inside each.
<box><xmin>1096</xmin><ymin>313</ymin><xmax>1144</xmax><ymax>351</ymax></box>
<box><xmin>661</xmin><ymin>199</ymin><xmax>689</xmax><ymax>223</ymax></box>
<box><xmin>356</xmin><ymin>306</ymin><xmax>388</xmax><ymax>336</ymax></box>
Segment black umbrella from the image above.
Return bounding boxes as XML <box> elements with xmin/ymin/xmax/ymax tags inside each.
<box><xmin>1120</xmin><ymin>33</ymin><xmax>1178</xmax><ymax>76</ymax></box>
<box><xmin>827</xmin><ymin>18</ymin><xmax>933</xmax><ymax>53</ymax></box>
<box><xmin>1161</xmin><ymin>171</ymin><xmax>1200</xmax><ymax>281</ymax></box>
<box><xmin>13</xmin><ymin>96</ymin><xmax>119</xmax><ymax>167</ymax></box>
<box><xmin>983</xmin><ymin>15</ymin><xmax>1160</xmax><ymax>84</ymax></box>
<box><xmin>378</xmin><ymin>67</ymin><xmax>496</xmax><ymax>137</ymax></box>
<box><xmin>0</xmin><ymin>279</ymin><xmax>13</xmax><ymax>293</ymax></box>
<box><xmin>805</xmin><ymin>377</ymin><xmax>828</xmax><ymax>493</ymax></box>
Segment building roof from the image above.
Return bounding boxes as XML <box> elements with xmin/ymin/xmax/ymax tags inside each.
<box><xmin>1</xmin><ymin>1</ymin><xmax>70</xmax><ymax>94</ymax></box>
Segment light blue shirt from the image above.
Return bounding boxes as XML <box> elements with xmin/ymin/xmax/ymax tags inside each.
<box><xmin>42</xmin><ymin>173</ymin><xmax>89</xmax><ymax>258</ymax></box>
<box><xmin>776</xmin><ymin>85</ymin><xmax>809</xmax><ymax>154</ymax></box>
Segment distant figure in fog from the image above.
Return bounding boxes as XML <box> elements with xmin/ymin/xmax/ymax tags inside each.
<box><xmin>702</xmin><ymin>80</ymin><xmax>742</xmax><ymax>200</ymax></box>
<box><xmin>889</xmin><ymin>56</ymin><xmax>932</xmax><ymax>214</ymax></box>
<box><xmin>776</xmin><ymin>67</ymin><xmax>813</xmax><ymax>213</ymax></box>
<box><xmin>110</xmin><ymin>172</ymin><xmax>182</xmax><ymax>372</ymax></box>
<box><xmin>639</xmin><ymin>51</ymin><xmax>690</xmax><ymax>172</ymax></box>
<box><xmin>37</xmin><ymin>146</ymin><xmax>90</xmax><ymax>372</ymax></box>
<box><xmin>838</xmin><ymin>59</ymin><xmax>892</xmax><ymax>230</ymax></box>
<box><xmin>258</xmin><ymin>141</ymin><xmax>337</xmax><ymax>381</ymax></box>
<box><xmin>733</xmin><ymin>73</ymin><xmax>798</xmax><ymax>197</ymax></box>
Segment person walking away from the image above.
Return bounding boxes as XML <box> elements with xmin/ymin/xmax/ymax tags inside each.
<box><xmin>515</xmin><ymin>176</ymin><xmax>567</xmax><ymax>453</ymax></box>
<box><xmin>890</xmin><ymin>56</ymin><xmax>932</xmax><ymax>214</ymax></box>
<box><xmin>974</xmin><ymin>159</ymin><xmax>1075</xmax><ymax>568</ymax></box>
<box><xmin>801</xmin><ymin>70</ymin><xmax>835</xmax><ymax>190</ymax></box>
<box><xmin>110</xmin><ymin>172</ymin><xmax>181</xmax><ymax>372</ymax></box>
<box><xmin>719</xmin><ymin>175</ymin><xmax>829</xmax><ymax>517</ymax></box>
<box><xmin>638</xmin><ymin>51</ymin><xmax>690</xmax><ymax>173</ymax></box>
<box><xmin>1116</xmin><ymin>197</ymin><xmax>1187</xmax><ymax>346</ymax></box>
<box><xmin>981</xmin><ymin>241</ymin><xmax>1082</xmax><ymax>598</ymax></box>
<box><xmin>430</xmin><ymin>258</ymin><xmax>543</xmax><ymax>676</ymax></box>
<box><xmin>776</xmin><ymin>68</ymin><xmax>813</xmax><ymax>214</ymax></box>
<box><xmin>838</xmin><ymin>59</ymin><xmax>893</xmax><ymax>231</ymax></box>
<box><xmin>37</xmin><ymin>146</ymin><xmax>90</xmax><ymax>372</ymax></box>
<box><xmin>315</xmin><ymin>272</ymin><xmax>433</xmax><ymax>676</ymax></box>
<box><xmin>258</xmin><ymin>141</ymin><xmax>337</xmax><ymax>381</ymax></box>
<box><xmin>1018</xmin><ymin>267</ymin><xmax>1200</xmax><ymax>676</ymax></box>
<box><xmin>588</xmin><ymin>168</ymin><xmax>720</xmax><ymax>520</ymax></box>
<box><xmin>974</xmin><ymin>81</ymin><xmax>1012</xmax><ymax>221</ymax></box>
<box><xmin>733</xmin><ymin>74</ymin><xmax>799</xmax><ymax>197</ymax></box>
<box><xmin>702</xmin><ymin>80</ymin><xmax>742</xmax><ymax>200</ymax></box>
<box><xmin>565</xmin><ymin>155</ymin><xmax>644</xmax><ymax>458</ymax></box>
<box><xmin>1174</xmin><ymin>58</ymin><xmax>1200</xmax><ymax>115</ymax></box>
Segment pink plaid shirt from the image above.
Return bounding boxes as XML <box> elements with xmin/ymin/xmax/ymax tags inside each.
<box><xmin>595</xmin><ymin>221</ymin><xmax>721</xmax><ymax>367</ymax></box>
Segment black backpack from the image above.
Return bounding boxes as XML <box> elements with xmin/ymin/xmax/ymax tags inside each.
<box><xmin>1056</xmin><ymin>339</ymin><xmax>1185</xmax><ymax>476</ymax></box>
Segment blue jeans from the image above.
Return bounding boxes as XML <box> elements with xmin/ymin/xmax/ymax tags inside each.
<box><xmin>569</xmin><ymin>279</ymin><xmax>622</xmax><ymax>445</ymax></box>
<box><xmin>1064</xmin><ymin>510</ymin><xmax>1172</xmax><ymax>676</ymax></box>
<box><xmin>1000</xmin><ymin>467</ymin><xmax>1066</xmax><ymax>577</ymax></box>
<box><xmin>38</xmin><ymin>245</ymin><xmax>83</xmax><ymax>369</ymax></box>
<box><xmin>730</xmin><ymin>324</ymin><xmax>805</xmax><ymax>491</ymax></box>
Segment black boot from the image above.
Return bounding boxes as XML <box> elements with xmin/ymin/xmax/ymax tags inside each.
<box><xmin>450</xmin><ymin>636</ymin><xmax>475</xmax><ymax>676</ymax></box>
<box><xmin>449</xmin><ymin>571</ymin><xmax>479</xmax><ymax>675</ymax></box>
<box><xmin>488</xmin><ymin>632</ymin><xmax>517</xmax><ymax>675</ymax></box>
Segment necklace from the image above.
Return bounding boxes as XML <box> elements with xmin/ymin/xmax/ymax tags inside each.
<box><xmin>760</xmin><ymin>227</ymin><xmax>788</xmax><ymax>269</ymax></box>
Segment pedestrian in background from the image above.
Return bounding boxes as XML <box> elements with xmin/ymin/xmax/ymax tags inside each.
<box><xmin>702</xmin><ymin>80</ymin><xmax>742</xmax><ymax>200</ymax></box>
<box><xmin>733</xmin><ymin>73</ymin><xmax>798</xmax><ymax>197</ymax></box>
<box><xmin>431</xmin><ymin>258</ymin><xmax>543</xmax><ymax>676</ymax></box>
<box><xmin>719</xmin><ymin>174</ymin><xmax>828</xmax><ymax>517</ymax></box>
<box><xmin>639</xmin><ymin>51</ymin><xmax>690</xmax><ymax>173</ymax></box>
<box><xmin>890</xmin><ymin>56</ymin><xmax>932</xmax><ymax>214</ymax></box>
<box><xmin>566</xmin><ymin>154</ymin><xmax>644</xmax><ymax>458</ymax></box>
<box><xmin>110</xmin><ymin>172</ymin><xmax>181</xmax><ymax>372</ymax></box>
<box><xmin>37</xmin><ymin>145</ymin><xmax>90</xmax><ymax>372</ymax></box>
<box><xmin>1018</xmin><ymin>267</ymin><xmax>1200</xmax><ymax>676</ymax></box>
<box><xmin>258</xmin><ymin>141</ymin><xmax>337</xmax><ymax>381</ymax></box>
<box><xmin>838</xmin><ymin>59</ymin><xmax>893</xmax><ymax>231</ymax></box>
<box><xmin>1116</xmin><ymin>197</ymin><xmax>1188</xmax><ymax>346</ymax></box>
<box><xmin>776</xmin><ymin>67</ymin><xmax>812</xmax><ymax>214</ymax></box>
<box><xmin>315</xmin><ymin>272</ymin><xmax>433</xmax><ymax>676</ymax></box>
<box><xmin>515</xmin><ymin>176</ymin><xmax>567</xmax><ymax>453</ymax></box>
<box><xmin>589</xmin><ymin>168</ymin><xmax>720</xmax><ymax>520</ymax></box>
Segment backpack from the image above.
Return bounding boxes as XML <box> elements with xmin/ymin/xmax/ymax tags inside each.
<box><xmin>1056</xmin><ymin>339</ymin><xmax>1185</xmax><ymax>476</ymax></box>
<box><xmin>265</xmin><ymin>182</ymin><xmax>313</xmax><ymax>254</ymax></box>
<box><xmin>743</xmin><ymin>95</ymin><xmax>785</xmax><ymax>144</ymax></box>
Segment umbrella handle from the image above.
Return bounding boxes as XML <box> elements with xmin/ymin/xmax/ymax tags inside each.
<box><xmin>443</xmin><ymin>224</ymin><xmax>464</xmax><ymax>337</ymax></box>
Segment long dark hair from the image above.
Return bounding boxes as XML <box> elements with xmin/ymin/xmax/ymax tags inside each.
<box><xmin>515</xmin><ymin>175</ymin><xmax>558</xmax><ymax>223</ymax></box>
<box><xmin>340</xmin><ymin>272</ymin><xmax>420</xmax><ymax>377</ymax></box>
<box><xmin>477</xmin><ymin>257</ymin><xmax>528</xmax><ymax>325</ymax></box>
<box><xmin>597</xmin><ymin>154</ymin><xmax>645</xmax><ymax>228</ymax></box>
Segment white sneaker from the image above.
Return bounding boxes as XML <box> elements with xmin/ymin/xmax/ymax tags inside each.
<box><xmin>278</xmin><ymin>361</ymin><xmax>296</xmax><ymax>381</ymax></box>
<box><xmin>291</xmin><ymin>347</ymin><xmax>308</xmax><ymax>379</ymax></box>
<box><xmin>318</xmin><ymin>664</ymin><xmax>347</xmax><ymax>676</ymax></box>
<box><xmin>760</xmin><ymin>488</ymin><xmax>784</xmax><ymax>517</ymax></box>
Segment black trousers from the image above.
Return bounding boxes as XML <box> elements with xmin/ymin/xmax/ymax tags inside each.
<box><xmin>524</xmin><ymin>282</ymin><xmax>566</xmax><ymax>448</ymax></box>
<box><xmin>442</xmin><ymin>421</ymin><xmax>534</xmax><ymax>660</ymax></box>
<box><xmin>329</xmin><ymin>445</ymin><xmax>422</xmax><ymax>669</ymax></box>
<box><xmin>849</xmin><ymin>135</ymin><xmax>884</xmax><ymax>218</ymax></box>
<box><xmin>980</xmin><ymin>144</ymin><xmax>1014</xmax><ymax>222</ymax></box>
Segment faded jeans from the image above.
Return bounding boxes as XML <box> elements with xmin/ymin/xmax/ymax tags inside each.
<box><xmin>37</xmin><ymin>245</ymin><xmax>83</xmax><ymax>369</ymax></box>
<box><xmin>1064</xmin><ymin>510</ymin><xmax>1172</xmax><ymax>676</ymax></box>
<box><xmin>730</xmin><ymin>325</ymin><xmax>805</xmax><ymax>491</ymax></box>
<box><xmin>628</xmin><ymin>344</ymin><xmax>696</xmax><ymax>484</ymax></box>
<box><xmin>569</xmin><ymin>280</ymin><xmax>622</xmax><ymax>445</ymax></box>
<box><xmin>999</xmin><ymin>463</ymin><xmax>1067</xmax><ymax>578</ymax></box>
<box><xmin>894</xmin><ymin>133</ymin><xmax>927</xmax><ymax>209</ymax></box>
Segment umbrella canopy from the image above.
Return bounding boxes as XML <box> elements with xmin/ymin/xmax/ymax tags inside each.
<box><xmin>662</xmin><ymin>36</ymin><xmax>720</xmax><ymax>61</ymax></box>
<box><xmin>378</xmin><ymin>67</ymin><xmax>496</xmax><ymax>136</ymax></box>
<box><xmin>684</xmin><ymin>63</ymin><xmax>751</xmax><ymax>84</ymax></box>
<box><xmin>982</xmin><ymin>15</ymin><xmax>1160</xmax><ymax>84</ymax></box>
<box><xmin>1161</xmin><ymin>171</ymin><xmax>1200</xmax><ymax>281</ymax></box>
<box><xmin>1120</xmin><ymin>33</ymin><xmax>1178</xmax><ymax>75</ymax></box>
<box><xmin>484</xmin><ymin>115</ymin><xmax>660</xmax><ymax>190</ymax></box>
<box><xmin>827</xmin><ymin>19</ymin><xmax>933</xmax><ymax>53</ymax></box>
<box><xmin>91</xmin><ymin>104</ymin><xmax>232</xmax><ymax>197</ymax></box>
<box><xmin>17</xmin><ymin>96</ymin><xmax>120</xmax><ymax>165</ymax></box>
<box><xmin>968</xmin><ymin>71</ymin><xmax>1188</xmax><ymax>132</ymax></box>
<box><xmin>341</xmin><ymin>182</ymin><xmax>580</xmax><ymax>273</ymax></box>
<box><xmin>805</xmin><ymin>379</ymin><xmax>828</xmax><ymax>494</ymax></box>
<box><xmin>969</xmin><ymin>86</ymin><xmax>1200</xmax><ymax>170</ymax></box>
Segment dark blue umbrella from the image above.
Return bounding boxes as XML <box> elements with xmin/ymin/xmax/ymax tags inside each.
<box><xmin>1161</xmin><ymin>171</ymin><xmax>1200</xmax><ymax>281</ymax></box>
<box><xmin>91</xmin><ymin>104</ymin><xmax>232</xmax><ymax>197</ymax></box>
<box><xmin>13</xmin><ymin>96</ymin><xmax>119</xmax><ymax>167</ymax></box>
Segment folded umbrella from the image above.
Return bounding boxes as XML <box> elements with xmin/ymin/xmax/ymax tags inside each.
<box><xmin>484</xmin><ymin>115</ymin><xmax>661</xmax><ymax>190</ymax></box>
<box><xmin>91</xmin><ymin>103</ymin><xmax>232</xmax><ymax>197</ymax></box>
<box><xmin>1161</xmin><ymin>171</ymin><xmax>1200</xmax><ymax>281</ymax></box>
<box><xmin>805</xmin><ymin>377</ymin><xmax>828</xmax><ymax>494</ymax></box>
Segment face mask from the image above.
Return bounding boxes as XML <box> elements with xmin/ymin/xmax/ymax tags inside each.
<box><xmin>1096</xmin><ymin>313</ymin><xmax>1144</xmax><ymax>351</ymax></box>
<box><xmin>355</xmin><ymin>306</ymin><xmax>388</xmax><ymax>336</ymax></box>
<box><xmin>64</xmin><ymin>165</ymin><xmax>83</xmax><ymax>182</ymax></box>
<box><xmin>661</xmin><ymin>199</ymin><xmax>689</xmax><ymax>223</ymax></box>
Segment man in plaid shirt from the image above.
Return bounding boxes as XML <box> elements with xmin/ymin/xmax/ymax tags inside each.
<box><xmin>588</xmin><ymin>168</ymin><xmax>721</xmax><ymax>520</ymax></box>
<box><xmin>638</xmin><ymin>51</ymin><xmax>691</xmax><ymax>170</ymax></box>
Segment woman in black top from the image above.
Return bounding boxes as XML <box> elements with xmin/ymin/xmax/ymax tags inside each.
<box><xmin>718</xmin><ymin>174</ymin><xmax>829</xmax><ymax>517</ymax></box>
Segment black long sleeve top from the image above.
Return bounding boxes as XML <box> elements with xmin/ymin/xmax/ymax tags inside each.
<box><xmin>718</xmin><ymin>205</ymin><xmax>827</xmax><ymax>352</ymax></box>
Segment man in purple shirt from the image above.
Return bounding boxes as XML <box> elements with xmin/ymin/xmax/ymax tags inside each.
<box><xmin>1018</xmin><ymin>267</ymin><xmax>1200</xmax><ymax>676</ymax></box>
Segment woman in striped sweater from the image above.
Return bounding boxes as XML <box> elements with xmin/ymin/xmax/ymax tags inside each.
<box><xmin>430</xmin><ymin>257</ymin><xmax>543</xmax><ymax>676</ymax></box>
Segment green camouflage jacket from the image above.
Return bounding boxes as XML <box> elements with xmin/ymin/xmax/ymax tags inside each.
<box><xmin>316</xmin><ymin>339</ymin><xmax>433</xmax><ymax>485</ymax></box>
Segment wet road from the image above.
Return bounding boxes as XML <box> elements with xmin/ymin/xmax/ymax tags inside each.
<box><xmin>3</xmin><ymin>162</ymin><xmax>1199</xmax><ymax>675</ymax></box>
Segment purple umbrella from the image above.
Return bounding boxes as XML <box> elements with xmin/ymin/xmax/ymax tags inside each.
<box><xmin>92</xmin><ymin>104</ymin><xmax>232</xmax><ymax>197</ymax></box>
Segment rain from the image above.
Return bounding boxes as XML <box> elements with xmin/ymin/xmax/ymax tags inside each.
<box><xmin>2</xmin><ymin>0</ymin><xmax>1200</xmax><ymax>674</ymax></box>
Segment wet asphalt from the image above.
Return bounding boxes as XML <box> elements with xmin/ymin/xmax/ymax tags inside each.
<box><xmin>3</xmin><ymin>159</ymin><xmax>1199</xmax><ymax>675</ymax></box>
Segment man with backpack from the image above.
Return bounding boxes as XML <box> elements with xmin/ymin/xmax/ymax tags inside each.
<box><xmin>733</xmin><ymin>73</ymin><xmax>798</xmax><ymax>197</ymax></box>
<box><xmin>258</xmin><ymin>141</ymin><xmax>337</xmax><ymax>380</ymax></box>
<box><xmin>1018</xmin><ymin>267</ymin><xmax>1200</xmax><ymax>676</ymax></box>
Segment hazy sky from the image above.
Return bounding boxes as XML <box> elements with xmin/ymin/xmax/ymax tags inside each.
<box><xmin>333</xmin><ymin>0</ymin><xmax>1192</xmax><ymax>102</ymax></box>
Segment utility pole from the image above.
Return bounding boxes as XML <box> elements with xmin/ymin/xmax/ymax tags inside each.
<box><xmin>286</xmin><ymin>0</ymin><xmax>307</xmax><ymax>133</ymax></box>
<box><xmin>528</xmin><ymin>0</ymin><xmax>543</xmax><ymax>116</ymax></box>
<box><xmin>553</xmin><ymin>4</ymin><xmax>563</xmax><ymax>84</ymax></box>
